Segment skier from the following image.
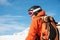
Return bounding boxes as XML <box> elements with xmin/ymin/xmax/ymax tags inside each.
<box><xmin>26</xmin><ymin>6</ymin><xmax>59</xmax><ymax>40</ymax></box>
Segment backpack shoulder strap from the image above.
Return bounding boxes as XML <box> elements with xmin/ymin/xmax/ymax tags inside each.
<box><xmin>48</xmin><ymin>16</ymin><xmax>57</xmax><ymax>24</ymax></box>
<box><xmin>40</xmin><ymin>16</ymin><xmax>49</xmax><ymax>23</ymax></box>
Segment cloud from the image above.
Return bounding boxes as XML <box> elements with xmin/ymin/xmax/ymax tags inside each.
<box><xmin>0</xmin><ymin>22</ymin><xmax>26</xmax><ymax>31</ymax></box>
<box><xmin>0</xmin><ymin>0</ymin><xmax>11</xmax><ymax>5</ymax></box>
<box><xmin>0</xmin><ymin>15</ymin><xmax>26</xmax><ymax>35</ymax></box>
<box><xmin>0</xmin><ymin>15</ymin><xmax>24</xmax><ymax>23</ymax></box>
<box><xmin>0</xmin><ymin>15</ymin><xmax>23</xmax><ymax>18</ymax></box>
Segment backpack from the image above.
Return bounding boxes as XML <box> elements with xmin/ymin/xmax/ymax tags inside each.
<box><xmin>36</xmin><ymin>16</ymin><xmax>58</xmax><ymax>40</ymax></box>
<box><xmin>47</xmin><ymin>16</ymin><xmax>56</xmax><ymax>40</ymax></box>
<box><xmin>47</xmin><ymin>16</ymin><xmax>59</xmax><ymax>40</ymax></box>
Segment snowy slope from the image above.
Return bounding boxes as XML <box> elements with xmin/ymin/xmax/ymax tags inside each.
<box><xmin>0</xmin><ymin>23</ymin><xmax>60</xmax><ymax>40</ymax></box>
<box><xmin>0</xmin><ymin>28</ymin><xmax>29</xmax><ymax>40</ymax></box>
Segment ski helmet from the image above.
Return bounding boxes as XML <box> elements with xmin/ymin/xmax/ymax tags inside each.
<box><xmin>28</xmin><ymin>6</ymin><xmax>42</xmax><ymax>16</ymax></box>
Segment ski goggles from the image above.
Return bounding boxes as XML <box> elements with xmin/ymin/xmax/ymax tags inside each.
<box><xmin>28</xmin><ymin>10</ymin><xmax>33</xmax><ymax>15</ymax></box>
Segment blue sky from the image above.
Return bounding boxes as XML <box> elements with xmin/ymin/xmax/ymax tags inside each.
<box><xmin>0</xmin><ymin>0</ymin><xmax>60</xmax><ymax>35</ymax></box>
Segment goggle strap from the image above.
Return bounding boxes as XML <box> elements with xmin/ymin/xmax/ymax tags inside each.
<box><xmin>33</xmin><ymin>8</ymin><xmax>41</xmax><ymax>12</ymax></box>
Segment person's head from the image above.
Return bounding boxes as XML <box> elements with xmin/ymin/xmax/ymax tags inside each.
<box><xmin>28</xmin><ymin>6</ymin><xmax>42</xmax><ymax>18</ymax></box>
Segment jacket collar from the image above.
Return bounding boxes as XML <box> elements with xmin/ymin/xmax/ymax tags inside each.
<box><xmin>37</xmin><ymin>11</ymin><xmax>46</xmax><ymax>17</ymax></box>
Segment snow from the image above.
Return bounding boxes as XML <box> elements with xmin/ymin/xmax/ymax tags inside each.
<box><xmin>58</xmin><ymin>22</ymin><xmax>60</xmax><ymax>24</ymax></box>
<box><xmin>0</xmin><ymin>28</ymin><xmax>29</xmax><ymax>40</ymax></box>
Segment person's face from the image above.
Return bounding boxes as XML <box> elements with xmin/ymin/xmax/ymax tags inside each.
<box><xmin>28</xmin><ymin>10</ymin><xmax>35</xmax><ymax>19</ymax></box>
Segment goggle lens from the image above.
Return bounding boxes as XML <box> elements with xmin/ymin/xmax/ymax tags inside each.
<box><xmin>28</xmin><ymin>10</ymin><xmax>33</xmax><ymax>15</ymax></box>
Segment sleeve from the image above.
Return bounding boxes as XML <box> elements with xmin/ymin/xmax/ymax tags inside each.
<box><xmin>26</xmin><ymin>18</ymin><xmax>39</xmax><ymax>40</ymax></box>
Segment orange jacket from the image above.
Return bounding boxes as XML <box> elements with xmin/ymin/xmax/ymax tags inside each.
<box><xmin>26</xmin><ymin>11</ymin><xmax>46</xmax><ymax>40</ymax></box>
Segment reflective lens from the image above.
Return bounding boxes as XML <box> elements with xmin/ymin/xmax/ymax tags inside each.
<box><xmin>28</xmin><ymin>10</ymin><xmax>33</xmax><ymax>15</ymax></box>
<box><xmin>29</xmin><ymin>12</ymin><xmax>32</xmax><ymax>15</ymax></box>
